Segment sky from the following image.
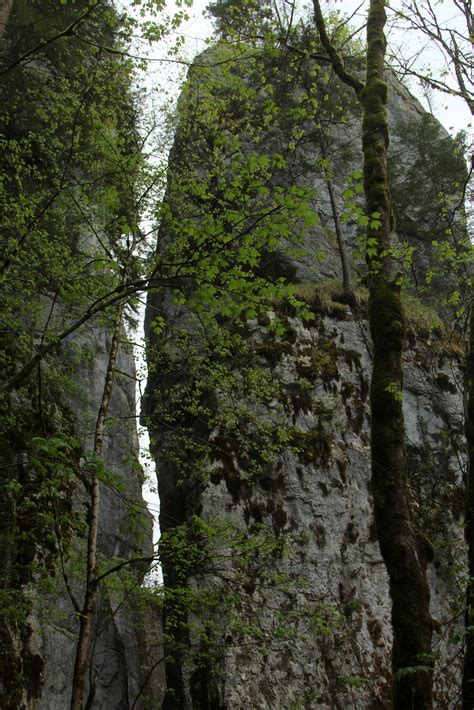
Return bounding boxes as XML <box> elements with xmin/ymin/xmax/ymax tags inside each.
<box><xmin>128</xmin><ymin>0</ymin><xmax>472</xmax><ymax>550</ymax></box>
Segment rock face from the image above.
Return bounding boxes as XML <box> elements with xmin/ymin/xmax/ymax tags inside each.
<box><xmin>144</xmin><ymin>43</ymin><xmax>467</xmax><ymax>708</ymax></box>
<box><xmin>37</xmin><ymin>327</ymin><xmax>160</xmax><ymax>710</ymax></box>
<box><xmin>0</xmin><ymin>324</ymin><xmax>161</xmax><ymax>710</ymax></box>
<box><xmin>0</xmin><ymin>2</ymin><xmax>162</xmax><ymax>706</ymax></box>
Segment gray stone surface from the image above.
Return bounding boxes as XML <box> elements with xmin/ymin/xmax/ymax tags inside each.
<box><xmin>35</xmin><ymin>327</ymin><xmax>161</xmax><ymax>710</ymax></box>
<box><xmin>202</xmin><ymin>317</ymin><xmax>464</xmax><ymax>708</ymax></box>
<box><xmin>145</xmin><ymin>46</ymin><xmax>468</xmax><ymax>708</ymax></box>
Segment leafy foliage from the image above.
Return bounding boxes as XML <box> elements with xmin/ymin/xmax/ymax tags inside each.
<box><xmin>0</xmin><ymin>1</ymin><xmax>152</xmax><ymax>704</ymax></box>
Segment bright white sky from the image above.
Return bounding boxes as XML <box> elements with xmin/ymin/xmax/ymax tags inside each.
<box><xmin>129</xmin><ymin>0</ymin><xmax>472</xmax><ymax>549</ymax></box>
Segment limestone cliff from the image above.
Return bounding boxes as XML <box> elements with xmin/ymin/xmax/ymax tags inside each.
<box><xmin>0</xmin><ymin>1</ymin><xmax>159</xmax><ymax>707</ymax></box>
<box><xmin>37</xmin><ymin>328</ymin><xmax>160</xmax><ymax>710</ymax></box>
<box><xmin>1</xmin><ymin>326</ymin><xmax>161</xmax><ymax>709</ymax></box>
<box><xmin>144</xmin><ymin>42</ymin><xmax>468</xmax><ymax>708</ymax></box>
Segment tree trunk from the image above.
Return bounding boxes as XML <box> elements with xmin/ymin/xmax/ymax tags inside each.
<box><xmin>313</xmin><ymin>1</ymin><xmax>434</xmax><ymax>705</ymax></box>
<box><xmin>70</xmin><ymin>308</ymin><xmax>123</xmax><ymax>710</ymax></box>
<box><xmin>463</xmin><ymin>302</ymin><xmax>474</xmax><ymax>709</ymax></box>
<box><xmin>363</xmin><ymin>3</ymin><xmax>433</xmax><ymax>705</ymax></box>
<box><xmin>319</xmin><ymin>134</ymin><xmax>356</xmax><ymax>305</ymax></box>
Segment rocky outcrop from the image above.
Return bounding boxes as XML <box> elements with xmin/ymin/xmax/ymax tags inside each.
<box><xmin>0</xmin><ymin>2</ymin><xmax>160</xmax><ymax>706</ymax></box>
<box><xmin>1</xmin><ymin>324</ymin><xmax>160</xmax><ymax>710</ymax></box>
<box><xmin>144</xmin><ymin>42</ymin><xmax>467</xmax><ymax>708</ymax></box>
<box><xmin>37</xmin><ymin>328</ymin><xmax>158</xmax><ymax>710</ymax></box>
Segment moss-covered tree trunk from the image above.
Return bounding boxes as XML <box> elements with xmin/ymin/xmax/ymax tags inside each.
<box><xmin>363</xmin><ymin>3</ymin><xmax>433</xmax><ymax>707</ymax></box>
<box><xmin>314</xmin><ymin>1</ymin><xmax>433</xmax><ymax>706</ymax></box>
<box><xmin>463</xmin><ymin>302</ymin><xmax>474</xmax><ymax>709</ymax></box>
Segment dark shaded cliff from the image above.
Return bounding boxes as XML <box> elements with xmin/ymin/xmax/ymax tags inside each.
<box><xmin>0</xmin><ymin>2</ymin><xmax>159</xmax><ymax>707</ymax></box>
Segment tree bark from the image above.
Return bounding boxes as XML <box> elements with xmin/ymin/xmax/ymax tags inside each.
<box><xmin>463</xmin><ymin>302</ymin><xmax>474</xmax><ymax>709</ymax></box>
<box><xmin>313</xmin><ymin>1</ymin><xmax>434</xmax><ymax>706</ymax></box>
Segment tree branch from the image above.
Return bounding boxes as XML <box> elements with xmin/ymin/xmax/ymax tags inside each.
<box><xmin>0</xmin><ymin>1</ymin><xmax>101</xmax><ymax>76</ymax></box>
<box><xmin>312</xmin><ymin>0</ymin><xmax>364</xmax><ymax>97</ymax></box>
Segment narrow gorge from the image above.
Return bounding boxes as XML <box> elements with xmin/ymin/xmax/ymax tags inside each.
<box><xmin>0</xmin><ymin>1</ymin><xmax>471</xmax><ymax>708</ymax></box>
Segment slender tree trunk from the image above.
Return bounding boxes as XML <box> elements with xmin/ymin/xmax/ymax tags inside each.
<box><xmin>326</xmin><ymin>176</ymin><xmax>354</xmax><ymax>302</ymax></box>
<box><xmin>463</xmin><ymin>302</ymin><xmax>474</xmax><ymax>709</ymax></box>
<box><xmin>313</xmin><ymin>1</ymin><xmax>434</xmax><ymax>706</ymax></box>
<box><xmin>363</xmin><ymin>3</ymin><xmax>433</xmax><ymax>706</ymax></box>
<box><xmin>70</xmin><ymin>307</ymin><xmax>123</xmax><ymax>710</ymax></box>
<box><xmin>458</xmin><ymin>67</ymin><xmax>473</xmax><ymax>709</ymax></box>
<box><xmin>319</xmin><ymin>134</ymin><xmax>356</xmax><ymax>305</ymax></box>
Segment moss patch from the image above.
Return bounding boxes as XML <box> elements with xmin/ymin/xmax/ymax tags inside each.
<box><xmin>402</xmin><ymin>293</ymin><xmax>443</xmax><ymax>336</ymax></box>
<box><xmin>290</xmin><ymin>423</ymin><xmax>333</xmax><ymax>467</ymax></box>
<box><xmin>254</xmin><ymin>318</ymin><xmax>299</xmax><ymax>366</ymax></box>
<box><xmin>296</xmin><ymin>341</ymin><xmax>339</xmax><ymax>384</ymax></box>
<box><xmin>284</xmin><ymin>383</ymin><xmax>313</xmax><ymax>416</ymax></box>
